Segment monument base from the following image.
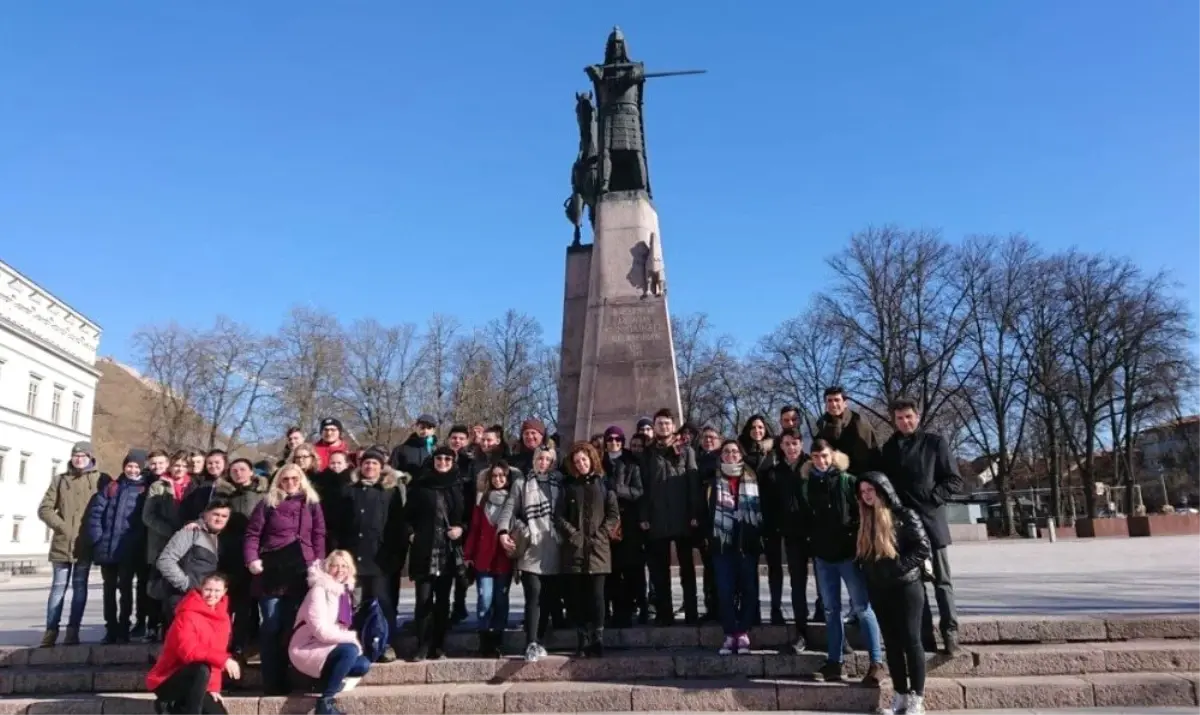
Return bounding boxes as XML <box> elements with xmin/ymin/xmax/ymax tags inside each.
<box><xmin>569</xmin><ymin>191</ymin><xmax>681</xmax><ymax>441</ymax></box>
<box><xmin>557</xmin><ymin>243</ymin><xmax>593</xmax><ymax>443</ymax></box>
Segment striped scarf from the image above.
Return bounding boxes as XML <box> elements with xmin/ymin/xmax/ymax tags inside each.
<box><xmin>712</xmin><ymin>469</ymin><xmax>761</xmax><ymax>548</ymax></box>
<box><xmin>519</xmin><ymin>471</ymin><xmax>562</xmax><ymax>539</ymax></box>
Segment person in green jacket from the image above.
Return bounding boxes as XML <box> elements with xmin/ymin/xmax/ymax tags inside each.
<box><xmin>37</xmin><ymin>441</ymin><xmax>103</xmax><ymax>647</ymax></box>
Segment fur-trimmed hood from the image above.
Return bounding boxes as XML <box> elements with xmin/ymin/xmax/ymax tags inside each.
<box><xmin>214</xmin><ymin>474</ymin><xmax>269</xmax><ymax>497</ymax></box>
<box><xmin>349</xmin><ymin>465</ymin><xmax>405</xmax><ymax>489</ymax></box>
<box><xmin>799</xmin><ymin>450</ymin><xmax>850</xmax><ymax>479</ymax></box>
<box><xmin>306</xmin><ymin>561</ymin><xmax>353</xmax><ymax>594</ymax></box>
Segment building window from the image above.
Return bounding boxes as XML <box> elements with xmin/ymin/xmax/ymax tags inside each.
<box><xmin>51</xmin><ymin>459</ymin><xmax>61</xmax><ymax>479</ymax></box>
<box><xmin>51</xmin><ymin>386</ymin><xmax>64</xmax><ymax>424</ymax></box>
<box><xmin>0</xmin><ymin>448</ymin><xmax>6</xmax><ymax>482</ymax></box>
<box><xmin>18</xmin><ymin>453</ymin><xmax>29</xmax><ymax>485</ymax></box>
<box><xmin>71</xmin><ymin>394</ymin><xmax>83</xmax><ymax>431</ymax></box>
<box><xmin>11</xmin><ymin>518</ymin><xmax>22</xmax><ymax>544</ymax></box>
<box><xmin>26</xmin><ymin>377</ymin><xmax>40</xmax><ymax>416</ymax></box>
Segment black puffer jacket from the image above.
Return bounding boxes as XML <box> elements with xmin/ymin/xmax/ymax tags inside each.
<box><xmin>855</xmin><ymin>471</ymin><xmax>931</xmax><ymax>588</ymax></box>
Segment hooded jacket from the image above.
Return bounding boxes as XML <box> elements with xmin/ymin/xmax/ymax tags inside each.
<box><xmin>288</xmin><ymin>563</ymin><xmax>360</xmax><ymax>679</ymax></box>
<box><xmin>86</xmin><ymin>473</ymin><xmax>149</xmax><ymax>565</ymax></box>
<box><xmin>404</xmin><ymin>467</ymin><xmax>464</xmax><ymax>578</ymax></box>
<box><xmin>801</xmin><ymin>451</ymin><xmax>859</xmax><ymax>562</ymax></box>
<box><xmin>146</xmin><ymin>589</ymin><xmax>231</xmax><ymax>695</ymax></box>
<box><xmin>336</xmin><ymin>467</ymin><xmax>407</xmax><ymax>576</ymax></box>
<box><xmin>156</xmin><ymin>518</ymin><xmax>222</xmax><ymax>599</ymax></box>
<box><xmin>313</xmin><ymin>440</ymin><xmax>352</xmax><ymax>472</ymax></box>
<box><xmin>39</xmin><ymin>466</ymin><xmax>104</xmax><ymax>563</ymax></box>
<box><xmin>855</xmin><ymin>471</ymin><xmax>932</xmax><ymax>587</ymax></box>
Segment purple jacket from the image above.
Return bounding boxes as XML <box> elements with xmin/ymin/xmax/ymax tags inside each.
<box><xmin>243</xmin><ymin>494</ymin><xmax>326</xmax><ymax>567</ymax></box>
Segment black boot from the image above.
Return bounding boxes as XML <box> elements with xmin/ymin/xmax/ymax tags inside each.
<box><xmin>587</xmin><ymin>629</ymin><xmax>604</xmax><ymax>658</ymax></box>
<box><xmin>574</xmin><ymin>631</ymin><xmax>588</xmax><ymax>657</ymax></box>
<box><xmin>315</xmin><ymin>697</ymin><xmax>345</xmax><ymax>715</ymax></box>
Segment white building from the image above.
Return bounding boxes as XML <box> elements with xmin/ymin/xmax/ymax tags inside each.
<box><xmin>0</xmin><ymin>260</ymin><xmax>101</xmax><ymax>559</ymax></box>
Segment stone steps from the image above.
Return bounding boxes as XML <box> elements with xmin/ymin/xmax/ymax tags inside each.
<box><xmin>8</xmin><ymin>613</ymin><xmax>1196</xmax><ymax>670</ymax></box>
<box><xmin>0</xmin><ymin>672</ymin><xmax>1197</xmax><ymax>714</ymax></box>
<box><xmin>0</xmin><ymin>640</ymin><xmax>1195</xmax><ymax>696</ymax></box>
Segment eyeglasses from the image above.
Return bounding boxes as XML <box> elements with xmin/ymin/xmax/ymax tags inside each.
<box><xmin>279</xmin><ymin>477</ymin><xmax>300</xmax><ymax>484</ymax></box>
<box><xmin>605</xmin><ymin>437</ymin><xmax>623</xmax><ymax>443</ymax></box>
<box><xmin>296</xmin><ymin>454</ymin><xmax>313</xmax><ymax>460</ymax></box>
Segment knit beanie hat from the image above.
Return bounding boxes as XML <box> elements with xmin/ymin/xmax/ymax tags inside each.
<box><xmin>520</xmin><ymin>418</ymin><xmax>547</xmax><ymax>437</ymax></box>
<box><xmin>361</xmin><ymin>446</ymin><xmax>388</xmax><ymax>465</ymax></box>
<box><xmin>123</xmin><ymin>449</ymin><xmax>148</xmax><ymax>469</ymax></box>
<box><xmin>635</xmin><ymin>417</ymin><xmax>653</xmax><ymax>432</ymax></box>
<box><xmin>603</xmin><ymin>425</ymin><xmax>626</xmax><ymax>442</ymax></box>
<box><xmin>320</xmin><ymin>417</ymin><xmax>343</xmax><ymax>432</ymax></box>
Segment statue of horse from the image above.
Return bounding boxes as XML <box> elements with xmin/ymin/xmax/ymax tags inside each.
<box><xmin>565</xmin><ymin>92</ymin><xmax>600</xmax><ymax>245</ymax></box>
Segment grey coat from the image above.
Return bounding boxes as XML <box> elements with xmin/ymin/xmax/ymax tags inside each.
<box><xmin>156</xmin><ymin>520</ymin><xmax>221</xmax><ymax>595</ymax></box>
<box><xmin>496</xmin><ymin>472</ymin><xmax>564</xmax><ymax>575</ymax></box>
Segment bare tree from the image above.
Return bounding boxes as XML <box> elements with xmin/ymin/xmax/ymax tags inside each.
<box><xmin>131</xmin><ymin>323</ymin><xmax>207</xmax><ymax>451</ymax></box>
<box><xmin>530</xmin><ymin>345</ymin><xmax>562</xmax><ymax>435</ymax></box>
<box><xmin>1054</xmin><ymin>252</ymin><xmax>1140</xmax><ymax>517</ymax></box>
<box><xmin>448</xmin><ymin>331</ymin><xmax>496</xmax><ymax>428</ymax></box>
<box><xmin>951</xmin><ymin>235</ymin><xmax>1037</xmax><ymax>534</ymax></box>
<box><xmin>485</xmin><ymin>310</ymin><xmax>543</xmax><ymax>437</ymax></box>
<box><xmin>335</xmin><ymin>319</ymin><xmax>424</xmax><ymax>447</ymax></box>
<box><xmin>192</xmin><ymin>317</ymin><xmax>272</xmax><ymax>452</ymax></box>
<box><xmin>418</xmin><ymin>314</ymin><xmax>460</xmax><ymax>425</ymax></box>
<box><xmin>819</xmin><ymin>226</ymin><xmax>970</xmax><ymax>426</ymax></box>
<box><xmin>672</xmin><ymin>313</ymin><xmax>738</xmax><ymax>429</ymax></box>
<box><xmin>752</xmin><ymin>304</ymin><xmax>852</xmax><ymax>429</ymax></box>
<box><xmin>268</xmin><ymin>307</ymin><xmax>344</xmax><ymax>439</ymax></box>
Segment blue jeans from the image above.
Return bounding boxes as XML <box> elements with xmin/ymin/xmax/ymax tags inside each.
<box><xmin>475</xmin><ymin>572</ymin><xmax>512</xmax><ymax>632</ymax></box>
<box><xmin>319</xmin><ymin>642</ymin><xmax>371</xmax><ymax>699</ymax></box>
<box><xmin>46</xmin><ymin>561</ymin><xmax>91</xmax><ymax>630</ymax></box>
<box><xmin>814</xmin><ymin>557</ymin><xmax>883</xmax><ymax>663</ymax></box>
<box><xmin>712</xmin><ymin>551</ymin><xmax>758</xmax><ymax>636</ymax></box>
<box><xmin>259</xmin><ymin>596</ymin><xmax>298</xmax><ymax>693</ymax></box>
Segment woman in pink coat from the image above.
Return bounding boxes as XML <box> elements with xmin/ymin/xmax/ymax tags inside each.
<box><xmin>288</xmin><ymin>551</ymin><xmax>370</xmax><ymax>715</ymax></box>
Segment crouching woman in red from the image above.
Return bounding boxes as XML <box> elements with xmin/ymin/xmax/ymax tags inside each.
<box><xmin>146</xmin><ymin>573</ymin><xmax>240</xmax><ymax>714</ymax></box>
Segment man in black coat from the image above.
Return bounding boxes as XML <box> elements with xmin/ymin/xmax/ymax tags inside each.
<box><xmin>390</xmin><ymin>414</ymin><xmax>438</xmax><ymax>475</ymax></box>
<box><xmin>879</xmin><ymin>397</ymin><xmax>965</xmax><ymax>655</ymax></box>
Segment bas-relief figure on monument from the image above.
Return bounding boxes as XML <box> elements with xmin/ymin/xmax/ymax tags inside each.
<box><xmin>557</xmin><ymin>28</ymin><xmax>702</xmax><ymax>440</ymax></box>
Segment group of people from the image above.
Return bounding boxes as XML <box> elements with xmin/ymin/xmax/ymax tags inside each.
<box><xmin>33</xmin><ymin>387</ymin><xmax>963</xmax><ymax>715</ymax></box>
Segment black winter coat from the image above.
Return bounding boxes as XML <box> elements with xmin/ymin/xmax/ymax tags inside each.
<box><xmin>336</xmin><ymin>468</ymin><xmax>406</xmax><ymax>576</ymax></box>
<box><xmin>390</xmin><ymin>433</ymin><xmax>434</xmax><ymax>475</ymax></box>
<box><xmin>555</xmin><ymin>473</ymin><xmax>620</xmax><ymax>574</ymax></box>
<box><xmin>879</xmin><ymin>431</ymin><xmax>964</xmax><ymax>549</ymax></box>
<box><xmin>310</xmin><ymin>468</ymin><xmax>352</xmax><ymax>545</ymax></box>
<box><xmin>764</xmin><ymin>457</ymin><xmax>812</xmax><ymax>541</ymax></box>
<box><xmin>855</xmin><ymin>471</ymin><xmax>932</xmax><ymax>588</ymax></box>
<box><xmin>803</xmin><ymin>451</ymin><xmax>859</xmax><ymax>563</ymax></box>
<box><xmin>602</xmin><ymin>453</ymin><xmax>644</xmax><ymax>539</ymax></box>
<box><xmin>639</xmin><ymin>442</ymin><xmax>702</xmax><ymax>541</ymax></box>
<box><xmin>404</xmin><ymin>468</ymin><xmax>464</xmax><ymax>578</ymax></box>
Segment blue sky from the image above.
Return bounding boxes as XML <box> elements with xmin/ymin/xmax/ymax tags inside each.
<box><xmin>2</xmin><ymin>1</ymin><xmax>1196</xmax><ymax>362</ymax></box>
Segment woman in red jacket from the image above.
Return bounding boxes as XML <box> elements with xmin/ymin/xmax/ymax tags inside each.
<box><xmin>146</xmin><ymin>573</ymin><xmax>240</xmax><ymax>714</ymax></box>
<box><xmin>463</xmin><ymin>462</ymin><xmax>515</xmax><ymax>657</ymax></box>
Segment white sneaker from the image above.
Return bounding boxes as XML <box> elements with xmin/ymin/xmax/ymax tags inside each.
<box><xmin>524</xmin><ymin>642</ymin><xmax>541</xmax><ymax>662</ymax></box>
<box><xmin>339</xmin><ymin>676</ymin><xmax>362</xmax><ymax>694</ymax></box>
<box><xmin>735</xmin><ymin>632</ymin><xmax>751</xmax><ymax>653</ymax></box>
<box><xmin>905</xmin><ymin>693</ymin><xmax>925</xmax><ymax>714</ymax></box>
<box><xmin>535</xmin><ymin>643</ymin><xmax>548</xmax><ymax>658</ymax></box>
<box><xmin>718</xmin><ymin>636</ymin><xmax>735</xmax><ymax>656</ymax></box>
<box><xmin>885</xmin><ymin>691</ymin><xmax>906</xmax><ymax>714</ymax></box>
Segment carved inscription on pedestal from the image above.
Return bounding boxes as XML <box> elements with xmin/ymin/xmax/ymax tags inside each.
<box><xmin>602</xmin><ymin>303</ymin><xmax>666</xmax><ymax>362</ymax></box>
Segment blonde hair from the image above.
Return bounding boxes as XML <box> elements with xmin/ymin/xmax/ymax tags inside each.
<box><xmin>324</xmin><ymin>549</ymin><xmax>357</xmax><ymax>587</ymax></box>
<box><xmin>265</xmin><ymin>464</ymin><xmax>321</xmax><ymax>508</ymax></box>
<box><xmin>288</xmin><ymin>442</ymin><xmax>319</xmax><ymax>467</ymax></box>
<box><xmin>856</xmin><ymin>497</ymin><xmax>898</xmax><ymax>562</ymax></box>
<box><xmin>529</xmin><ymin>445</ymin><xmax>558</xmax><ymax>474</ymax></box>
